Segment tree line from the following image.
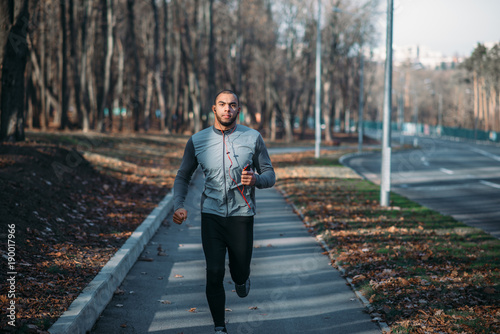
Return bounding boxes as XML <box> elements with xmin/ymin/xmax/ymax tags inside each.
<box><xmin>1</xmin><ymin>0</ymin><xmax>498</xmax><ymax>143</ymax></box>
<box><xmin>463</xmin><ymin>43</ymin><xmax>500</xmax><ymax>133</ymax></box>
<box><xmin>0</xmin><ymin>0</ymin><xmax>382</xmax><ymax>142</ymax></box>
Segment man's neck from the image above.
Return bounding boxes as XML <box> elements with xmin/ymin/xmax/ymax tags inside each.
<box><xmin>215</xmin><ymin>123</ymin><xmax>237</xmax><ymax>132</ymax></box>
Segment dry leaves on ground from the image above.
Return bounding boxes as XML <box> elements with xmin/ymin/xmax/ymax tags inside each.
<box><xmin>0</xmin><ymin>131</ymin><xmax>186</xmax><ymax>332</ymax></box>
<box><xmin>274</xmin><ymin>161</ymin><xmax>500</xmax><ymax>334</ymax></box>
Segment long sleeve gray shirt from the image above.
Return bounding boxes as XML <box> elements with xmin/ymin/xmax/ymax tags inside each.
<box><xmin>173</xmin><ymin>125</ymin><xmax>275</xmax><ymax>217</ymax></box>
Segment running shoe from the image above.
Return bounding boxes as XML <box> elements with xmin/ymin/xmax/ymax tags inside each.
<box><xmin>214</xmin><ymin>326</ymin><xmax>228</xmax><ymax>333</ymax></box>
<box><xmin>235</xmin><ymin>278</ymin><xmax>250</xmax><ymax>298</ymax></box>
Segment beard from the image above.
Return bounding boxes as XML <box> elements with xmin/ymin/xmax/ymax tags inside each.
<box><xmin>216</xmin><ymin>112</ymin><xmax>238</xmax><ymax>127</ymax></box>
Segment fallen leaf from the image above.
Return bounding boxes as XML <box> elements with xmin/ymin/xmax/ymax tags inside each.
<box><xmin>158</xmin><ymin>300</ymin><xmax>171</xmax><ymax>304</ymax></box>
<box><xmin>484</xmin><ymin>287</ymin><xmax>495</xmax><ymax>294</ymax></box>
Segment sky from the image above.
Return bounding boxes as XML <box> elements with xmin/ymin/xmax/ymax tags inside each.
<box><xmin>376</xmin><ymin>0</ymin><xmax>500</xmax><ymax>56</ymax></box>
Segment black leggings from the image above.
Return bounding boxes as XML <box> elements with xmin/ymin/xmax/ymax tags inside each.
<box><xmin>201</xmin><ymin>213</ymin><xmax>254</xmax><ymax>327</ymax></box>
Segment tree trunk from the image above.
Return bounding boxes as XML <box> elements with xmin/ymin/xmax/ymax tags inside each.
<box><xmin>270</xmin><ymin>108</ymin><xmax>276</xmax><ymax>141</ymax></box>
<box><xmin>0</xmin><ymin>0</ymin><xmax>30</xmax><ymax>141</ymax></box>
<box><xmin>236</xmin><ymin>0</ymin><xmax>243</xmax><ymax>93</ymax></box>
<box><xmin>97</xmin><ymin>0</ymin><xmax>113</xmax><ymax>132</ymax></box>
<box><xmin>68</xmin><ymin>0</ymin><xmax>83</xmax><ymax>130</ymax></box>
<box><xmin>127</xmin><ymin>0</ymin><xmax>141</xmax><ymax>132</ymax></box>
<box><xmin>180</xmin><ymin>9</ymin><xmax>201</xmax><ymax>133</ymax></box>
<box><xmin>113</xmin><ymin>39</ymin><xmax>124</xmax><ymax>131</ymax></box>
<box><xmin>497</xmin><ymin>89</ymin><xmax>500</xmax><ymax>132</ymax></box>
<box><xmin>80</xmin><ymin>0</ymin><xmax>93</xmax><ymax>132</ymax></box>
<box><xmin>39</xmin><ymin>2</ymin><xmax>48</xmax><ymax>129</ymax></box>
<box><xmin>481</xmin><ymin>78</ymin><xmax>488</xmax><ymax>130</ymax></box>
<box><xmin>279</xmin><ymin>84</ymin><xmax>293</xmax><ymax>143</ymax></box>
<box><xmin>473</xmin><ymin>72</ymin><xmax>479</xmax><ymax>135</ymax></box>
<box><xmin>144</xmin><ymin>72</ymin><xmax>153</xmax><ymax>131</ymax></box>
<box><xmin>162</xmin><ymin>0</ymin><xmax>172</xmax><ymax>132</ymax></box>
<box><xmin>324</xmin><ymin>81</ymin><xmax>332</xmax><ymax>142</ymax></box>
<box><xmin>206</xmin><ymin>0</ymin><xmax>216</xmax><ymax>127</ymax></box>
<box><xmin>26</xmin><ymin>63</ymin><xmax>34</xmax><ymax>129</ymax></box>
<box><xmin>87</xmin><ymin>59</ymin><xmax>97</xmax><ymax>129</ymax></box>
<box><xmin>59</xmin><ymin>0</ymin><xmax>69</xmax><ymax>130</ymax></box>
<box><xmin>264</xmin><ymin>70</ymin><xmax>274</xmax><ymax>139</ymax></box>
<box><xmin>151</xmin><ymin>0</ymin><xmax>166</xmax><ymax>131</ymax></box>
<box><xmin>170</xmin><ymin>30</ymin><xmax>181</xmax><ymax>132</ymax></box>
<box><xmin>300</xmin><ymin>88</ymin><xmax>313</xmax><ymax>139</ymax></box>
<box><xmin>489</xmin><ymin>87</ymin><xmax>495</xmax><ymax>132</ymax></box>
<box><xmin>496</xmin><ymin>89</ymin><xmax>500</xmax><ymax>132</ymax></box>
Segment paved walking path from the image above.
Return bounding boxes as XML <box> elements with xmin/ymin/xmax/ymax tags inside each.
<box><xmin>90</xmin><ymin>170</ymin><xmax>381</xmax><ymax>334</ymax></box>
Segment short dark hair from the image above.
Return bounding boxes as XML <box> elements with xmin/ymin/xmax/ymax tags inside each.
<box><xmin>214</xmin><ymin>89</ymin><xmax>239</xmax><ymax>106</ymax></box>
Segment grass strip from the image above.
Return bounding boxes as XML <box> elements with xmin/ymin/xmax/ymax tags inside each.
<box><xmin>273</xmin><ymin>154</ymin><xmax>500</xmax><ymax>334</ymax></box>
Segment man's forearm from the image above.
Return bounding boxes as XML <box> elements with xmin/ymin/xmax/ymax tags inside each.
<box><xmin>173</xmin><ymin>138</ymin><xmax>197</xmax><ymax>211</ymax></box>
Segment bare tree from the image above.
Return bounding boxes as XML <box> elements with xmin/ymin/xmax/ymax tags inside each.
<box><xmin>127</xmin><ymin>0</ymin><xmax>141</xmax><ymax>131</ymax></box>
<box><xmin>9</xmin><ymin>0</ymin><xmax>387</xmax><ymax>139</ymax></box>
<box><xmin>0</xmin><ymin>0</ymin><xmax>31</xmax><ymax>141</ymax></box>
<box><xmin>58</xmin><ymin>0</ymin><xmax>69</xmax><ymax>130</ymax></box>
<box><xmin>97</xmin><ymin>0</ymin><xmax>114</xmax><ymax>132</ymax></box>
<box><xmin>151</xmin><ymin>0</ymin><xmax>167</xmax><ymax>131</ymax></box>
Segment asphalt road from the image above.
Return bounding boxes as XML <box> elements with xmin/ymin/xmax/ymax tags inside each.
<box><xmin>342</xmin><ymin>135</ymin><xmax>500</xmax><ymax>239</ymax></box>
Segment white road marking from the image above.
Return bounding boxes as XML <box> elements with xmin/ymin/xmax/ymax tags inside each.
<box><xmin>479</xmin><ymin>180</ymin><xmax>500</xmax><ymax>189</ymax></box>
<box><xmin>469</xmin><ymin>147</ymin><xmax>500</xmax><ymax>162</ymax></box>
<box><xmin>396</xmin><ymin>184</ymin><xmax>470</xmax><ymax>191</ymax></box>
<box><xmin>439</xmin><ymin>168</ymin><xmax>454</xmax><ymax>175</ymax></box>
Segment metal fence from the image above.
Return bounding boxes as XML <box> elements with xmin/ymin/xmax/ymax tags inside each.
<box><xmin>362</xmin><ymin>121</ymin><xmax>500</xmax><ymax>143</ymax></box>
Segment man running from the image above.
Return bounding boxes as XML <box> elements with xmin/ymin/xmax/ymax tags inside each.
<box><xmin>172</xmin><ymin>90</ymin><xmax>275</xmax><ymax>334</ymax></box>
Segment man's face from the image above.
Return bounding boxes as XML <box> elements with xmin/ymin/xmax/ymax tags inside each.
<box><xmin>213</xmin><ymin>93</ymin><xmax>240</xmax><ymax>129</ymax></box>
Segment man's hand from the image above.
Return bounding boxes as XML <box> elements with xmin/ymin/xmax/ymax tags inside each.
<box><xmin>173</xmin><ymin>208</ymin><xmax>187</xmax><ymax>225</ymax></box>
<box><xmin>241</xmin><ymin>169</ymin><xmax>256</xmax><ymax>186</ymax></box>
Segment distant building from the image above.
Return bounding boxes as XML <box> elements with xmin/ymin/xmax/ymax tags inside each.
<box><xmin>373</xmin><ymin>44</ymin><xmax>463</xmax><ymax>70</ymax></box>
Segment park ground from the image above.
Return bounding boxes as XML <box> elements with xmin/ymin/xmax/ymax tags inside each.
<box><xmin>0</xmin><ymin>130</ymin><xmax>498</xmax><ymax>333</ymax></box>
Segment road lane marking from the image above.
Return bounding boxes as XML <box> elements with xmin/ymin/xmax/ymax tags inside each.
<box><xmin>395</xmin><ymin>184</ymin><xmax>470</xmax><ymax>191</ymax></box>
<box><xmin>479</xmin><ymin>180</ymin><xmax>500</xmax><ymax>189</ymax></box>
<box><xmin>469</xmin><ymin>147</ymin><xmax>500</xmax><ymax>162</ymax></box>
<box><xmin>439</xmin><ymin>168</ymin><xmax>454</xmax><ymax>175</ymax></box>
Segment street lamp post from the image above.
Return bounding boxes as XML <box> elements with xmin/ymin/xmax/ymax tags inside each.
<box><xmin>315</xmin><ymin>0</ymin><xmax>322</xmax><ymax>159</ymax></box>
<box><xmin>358</xmin><ymin>42</ymin><xmax>365</xmax><ymax>153</ymax></box>
<box><xmin>380</xmin><ymin>0</ymin><xmax>393</xmax><ymax>207</ymax></box>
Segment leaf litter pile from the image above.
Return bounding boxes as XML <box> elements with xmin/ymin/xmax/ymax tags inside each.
<box><xmin>0</xmin><ymin>131</ymin><xmax>186</xmax><ymax>332</ymax></box>
<box><xmin>272</xmin><ymin>151</ymin><xmax>500</xmax><ymax>334</ymax></box>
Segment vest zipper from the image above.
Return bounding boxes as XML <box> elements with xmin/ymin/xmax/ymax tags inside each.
<box><xmin>222</xmin><ymin>132</ymin><xmax>229</xmax><ymax>217</ymax></box>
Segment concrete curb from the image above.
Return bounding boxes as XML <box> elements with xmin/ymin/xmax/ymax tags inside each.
<box><xmin>48</xmin><ymin>190</ymin><xmax>175</xmax><ymax>334</ymax></box>
<box><xmin>338</xmin><ymin>151</ymin><xmax>375</xmax><ymax>180</ymax></box>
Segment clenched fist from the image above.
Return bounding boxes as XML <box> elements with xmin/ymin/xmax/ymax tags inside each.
<box><xmin>173</xmin><ymin>208</ymin><xmax>187</xmax><ymax>225</ymax></box>
<box><xmin>241</xmin><ymin>169</ymin><xmax>256</xmax><ymax>186</ymax></box>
